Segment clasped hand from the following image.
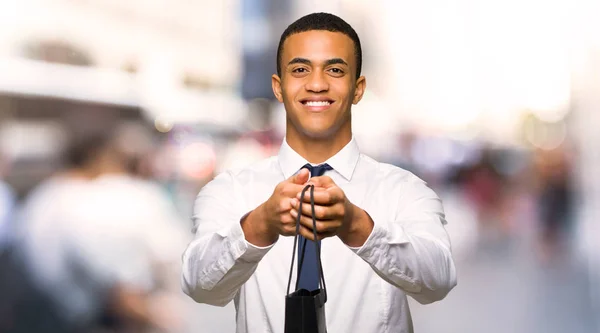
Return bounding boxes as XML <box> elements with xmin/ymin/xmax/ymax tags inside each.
<box><xmin>290</xmin><ymin>175</ymin><xmax>354</xmax><ymax>241</ymax></box>
<box><xmin>256</xmin><ymin>168</ymin><xmax>356</xmax><ymax>244</ymax></box>
<box><xmin>245</xmin><ymin>168</ymin><xmax>370</xmax><ymax>247</ymax></box>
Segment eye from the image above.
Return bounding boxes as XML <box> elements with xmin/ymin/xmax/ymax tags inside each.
<box><xmin>292</xmin><ymin>67</ymin><xmax>308</xmax><ymax>73</ymax></box>
<box><xmin>328</xmin><ymin>68</ymin><xmax>345</xmax><ymax>76</ymax></box>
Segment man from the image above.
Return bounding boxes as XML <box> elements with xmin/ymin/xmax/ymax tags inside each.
<box><xmin>182</xmin><ymin>12</ymin><xmax>457</xmax><ymax>333</ymax></box>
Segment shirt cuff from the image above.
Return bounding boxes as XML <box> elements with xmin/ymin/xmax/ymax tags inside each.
<box><xmin>347</xmin><ymin>222</ymin><xmax>385</xmax><ymax>258</ymax></box>
<box><xmin>348</xmin><ymin>215</ymin><xmax>410</xmax><ymax>260</ymax></box>
<box><xmin>228</xmin><ymin>215</ymin><xmax>275</xmax><ymax>263</ymax></box>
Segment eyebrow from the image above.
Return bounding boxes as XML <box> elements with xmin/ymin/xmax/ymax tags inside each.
<box><xmin>287</xmin><ymin>57</ymin><xmax>349</xmax><ymax>67</ymax></box>
<box><xmin>324</xmin><ymin>58</ymin><xmax>348</xmax><ymax>67</ymax></box>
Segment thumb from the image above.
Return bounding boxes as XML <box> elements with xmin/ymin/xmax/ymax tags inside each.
<box><xmin>290</xmin><ymin>168</ymin><xmax>310</xmax><ymax>184</ymax></box>
<box><xmin>307</xmin><ymin>175</ymin><xmax>335</xmax><ymax>189</ymax></box>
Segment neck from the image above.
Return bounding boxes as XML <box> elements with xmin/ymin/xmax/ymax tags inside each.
<box><xmin>85</xmin><ymin>154</ymin><xmax>128</xmax><ymax>178</ymax></box>
<box><xmin>285</xmin><ymin>128</ymin><xmax>352</xmax><ymax>164</ymax></box>
<box><xmin>92</xmin><ymin>162</ymin><xmax>128</xmax><ymax>177</ymax></box>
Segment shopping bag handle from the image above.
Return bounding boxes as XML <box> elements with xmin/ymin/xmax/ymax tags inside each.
<box><xmin>286</xmin><ymin>184</ymin><xmax>327</xmax><ymax>302</ymax></box>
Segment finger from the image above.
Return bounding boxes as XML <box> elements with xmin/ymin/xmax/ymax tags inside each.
<box><xmin>299</xmin><ymin>225</ymin><xmax>336</xmax><ymax>241</ymax></box>
<box><xmin>281</xmin><ymin>225</ymin><xmax>298</xmax><ymax>236</ymax></box>
<box><xmin>290</xmin><ymin>209</ymin><xmax>342</xmax><ymax>233</ymax></box>
<box><xmin>297</xmin><ymin>187</ymin><xmax>344</xmax><ymax>205</ymax></box>
<box><xmin>281</xmin><ymin>209</ymin><xmax>301</xmax><ymax>236</ymax></box>
<box><xmin>279</xmin><ymin>221</ymin><xmax>297</xmax><ymax>236</ymax></box>
<box><xmin>290</xmin><ymin>197</ymin><xmax>299</xmax><ymax>209</ymax></box>
<box><xmin>290</xmin><ymin>168</ymin><xmax>310</xmax><ymax>185</ymax></box>
<box><xmin>281</xmin><ymin>210</ymin><xmax>297</xmax><ymax>225</ymax></box>
<box><xmin>296</xmin><ymin>201</ymin><xmax>343</xmax><ymax>220</ymax></box>
<box><xmin>316</xmin><ymin>230</ymin><xmax>337</xmax><ymax>240</ymax></box>
<box><xmin>275</xmin><ymin>195</ymin><xmax>297</xmax><ymax>213</ymax></box>
<box><xmin>278</xmin><ymin>184</ymin><xmax>309</xmax><ymax>204</ymax></box>
<box><xmin>298</xmin><ymin>225</ymin><xmax>316</xmax><ymax>241</ymax></box>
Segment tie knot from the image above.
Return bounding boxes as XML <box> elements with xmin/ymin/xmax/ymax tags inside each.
<box><xmin>302</xmin><ymin>163</ymin><xmax>333</xmax><ymax>177</ymax></box>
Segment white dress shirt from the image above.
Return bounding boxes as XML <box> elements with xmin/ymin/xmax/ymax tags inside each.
<box><xmin>182</xmin><ymin>137</ymin><xmax>457</xmax><ymax>333</ymax></box>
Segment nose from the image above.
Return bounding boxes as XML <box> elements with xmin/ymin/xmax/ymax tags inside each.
<box><xmin>304</xmin><ymin>71</ymin><xmax>329</xmax><ymax>93</ymax></box>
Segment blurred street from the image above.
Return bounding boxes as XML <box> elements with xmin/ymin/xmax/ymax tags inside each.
<box><xmin>410</xmin><ymin>231</ymin><xmax>597</xmax><ymax>333</ymax></box>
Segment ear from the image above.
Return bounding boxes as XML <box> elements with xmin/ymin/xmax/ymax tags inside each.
<box><xmin>272</xmin><ymin>74</ymin><xmax>283</xmax><ymax>103</ymax></box>
<box><xmin>352</xmin><ymin>76</ymin><xmax>367</xmax><ymax>105</ymax></box>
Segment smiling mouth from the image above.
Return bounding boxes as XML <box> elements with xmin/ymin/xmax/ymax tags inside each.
<box><xmin>301</xmin><ymin>100</ymin><xmax>334</xmax><ymax>107</ymax></box>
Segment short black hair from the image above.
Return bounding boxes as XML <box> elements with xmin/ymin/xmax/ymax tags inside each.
<box><xmin>63</xmin><ymin>130</ymin><xmax>113</xmax><ymax>168</ymax></box>
<box><xmin>276</xmin><ymin>12</ymin><xmax>362</xmax><ymax>80</ymax></box>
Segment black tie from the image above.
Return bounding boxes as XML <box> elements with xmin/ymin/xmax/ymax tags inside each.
<box><xmin>297</xmin><ymin>163</ymin><xmax>333</xmax><ymax>291</ymax></box>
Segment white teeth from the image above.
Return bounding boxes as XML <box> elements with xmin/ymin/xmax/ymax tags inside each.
<box><xmin>305</xmin><ymin>101</ymin><xmax>331</xmax><ymax>107</ymax></box>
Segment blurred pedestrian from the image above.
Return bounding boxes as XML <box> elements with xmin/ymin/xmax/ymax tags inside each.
<box><xmin>15</xmin><ymin>123</ymin><xmax>188</xmax><ymax>333</ymax></box>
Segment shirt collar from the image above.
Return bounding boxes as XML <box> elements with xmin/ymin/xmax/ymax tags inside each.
<box><xmin>277</xmin><ymin>137</ymin><xmax>360</xmax><ymax>181</ymax></box>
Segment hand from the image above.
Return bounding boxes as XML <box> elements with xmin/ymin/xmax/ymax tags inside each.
<box><xmin>242</xmin><ymin>168</ymin><xmax>311</xmax><ymax>246</ymax></box>
<box><xmin>289</xmin><ymin>176</ymin><xmax>355</xmax><ymax>241</ymax></box>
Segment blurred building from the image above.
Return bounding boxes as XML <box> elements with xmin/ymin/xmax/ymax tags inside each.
<box><xmin>0</xmin><ymin>0</ymin><xmax>250</xmax><ymax>197</ymax></box>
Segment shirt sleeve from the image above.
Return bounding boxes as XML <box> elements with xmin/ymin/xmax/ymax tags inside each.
<box><xmin>349</xmin><ymin>173</ymin><xmax>457</xmax><ymax>304</ymax></box>
<box><xmin>181</xmin><ymin>171</ymin><xmax>275</xmax><ymax>306</ymax></box>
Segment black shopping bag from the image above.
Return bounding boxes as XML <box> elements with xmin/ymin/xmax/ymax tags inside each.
<box><xmin>284</xmin><ymin>184</ymin><xmax>328</xmax><ymax>333</ymax></box>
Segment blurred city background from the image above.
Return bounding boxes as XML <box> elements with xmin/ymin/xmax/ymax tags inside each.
<box><xmin>0</xmin><ymin>0</ymin><xmax>599</xmax><ymax>332</ymax></box>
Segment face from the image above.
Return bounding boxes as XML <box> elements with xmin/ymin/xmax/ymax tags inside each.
<box><xmin>272</xmin><ymin>30</ymin><xmax>366</xmax><ymax>141</ymax></box>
